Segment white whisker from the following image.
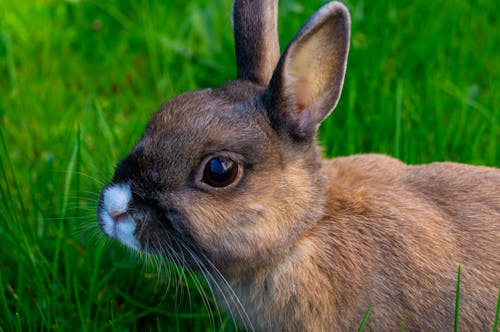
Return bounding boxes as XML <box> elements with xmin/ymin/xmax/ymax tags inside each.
<box><xmin>171</xmin><ymin>238</ymin><xmax>220</xmax><ymax>330</ymax></box>
<box><xmin>176</xmin><ymin>240</ymin><xmax>252</xmax><ymax>331</ymax></box>
<box><xmin>197</xmin><ymin>250</ymin><xmax>254</xmax><ymax>332</ymax></box>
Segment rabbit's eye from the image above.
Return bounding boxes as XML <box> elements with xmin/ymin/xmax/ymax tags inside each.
<box><xmin>201</xmin><ymin>156</ymin><xmax>241</xmax><ymax>188</ymax></box>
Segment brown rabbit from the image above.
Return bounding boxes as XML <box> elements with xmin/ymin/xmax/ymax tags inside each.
<box><xmin>97</xmin><ymin>1</ymin><xmax>500</xmax><ymax>330</ymax></box>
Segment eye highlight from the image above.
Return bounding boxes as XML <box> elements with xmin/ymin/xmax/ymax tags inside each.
<box><xmin>197</xmin><ymin>153</ymin><xmax>243</xmax><ymax>190</ymax></box>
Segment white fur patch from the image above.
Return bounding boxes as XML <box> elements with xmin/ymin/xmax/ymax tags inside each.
<box><xmin>101</xmin><ymin>183</ymin><xmax>140</xmax><ymax>250</ymax></box>
<box><xmin>103</xmin><ymin>183</ymin><xmax>132</xmax><ymax>217</ymax></box>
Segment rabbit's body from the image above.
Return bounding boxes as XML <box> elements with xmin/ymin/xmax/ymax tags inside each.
<box><xmin>97</xmin><ymin>1</ymin><xmax>500</xmax><ymax>330</ymax></box>
<box><xmin>210</xmin><ymin>154</ymin><xmax>499</xmax><ymax>331</ymax></box>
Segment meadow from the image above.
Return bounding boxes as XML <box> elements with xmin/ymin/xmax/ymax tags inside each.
<box><xmin>0</xmin><ymin>0</ymin><xmax>498</xmax><ymax>330</ymax></box>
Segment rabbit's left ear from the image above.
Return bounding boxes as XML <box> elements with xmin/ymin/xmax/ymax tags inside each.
<box><xmin>233</xmin><ymin>0</ymin><xmax>280</xmax><ymax>86</ymax></box>
<box><xmin>263</xmin><ymin>2</ymin><xmax>350</xmax><ymax>140</ymax></box>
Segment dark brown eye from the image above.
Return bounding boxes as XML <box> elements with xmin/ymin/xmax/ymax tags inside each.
<box><xmin>201</xmin><ymin>156</ymin><xmax>241</xmax><ymax>188</ymax></box>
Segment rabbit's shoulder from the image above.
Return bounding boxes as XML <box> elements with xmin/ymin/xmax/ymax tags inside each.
<box><xmin>323</xmin><ymin>153</ymin><xmax>406</xmax><ymax>187</ymax></box>
<box><xmin>321</xmin><ymin>154</ymin><xmax>499</xmax><ymax>220</ymax></box>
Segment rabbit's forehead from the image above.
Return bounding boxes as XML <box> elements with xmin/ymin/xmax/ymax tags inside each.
<box><xmin>139</xmin><ymin>87</ymin><xmax>274</xmax><ymax>170</ymax></box>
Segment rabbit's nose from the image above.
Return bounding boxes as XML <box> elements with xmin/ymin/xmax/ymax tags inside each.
<box><xmin>109</xmin><ymin>211</ymin><xmax>129</xmax><ymax>223</ymax></box>
<box><xmin>103</xmin><ymin>183</ymin><xmax>132</xmax><ymax>221</ymax></box>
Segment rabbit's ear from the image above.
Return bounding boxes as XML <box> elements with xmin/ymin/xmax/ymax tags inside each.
<box><xmin>263</xmin><ymin>2</ymin><xmax>350</xmax><ymax>140</ymax></box>
<box><xmin>233</xmin><ymin>0</ymin><xmax>280</xmax><ymax>86</ymax></box>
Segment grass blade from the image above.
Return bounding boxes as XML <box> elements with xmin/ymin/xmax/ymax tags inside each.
<box><xmin>394</xmin><ymin>82</ymin><xmax>403</xmax><ymax>159</ymax></box>
<box><xmin>454</xmin><ymin>265</ymin><xmax>461</xmax><ymax>332</ymax></box>
<box><xmin>0</xmin><ymin>273</ymin><xmax>13</xmax><ymax>330</ymax></box>
<box><xmin>401</xmin><ymin>313</ymin><xmax>408</xmax><ymax>332</ymax></box>
<box><xmin>60</xmin><ymin>128</ymin><xmax>81</xmax><ymax>219</ymax></box>
<box><xmin>357</xmin><ymin>305</ymin><xmax>373</xmax><ymax>332</ymax></box>
<box><xmin>493</xmin><ymin>287</ymin><xmax>500</xmax><ymax>332</ymax></box>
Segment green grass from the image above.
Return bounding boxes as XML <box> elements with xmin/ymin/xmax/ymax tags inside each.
<box><xmin>0</xmin><ymin>0</ymin><xmax>498</xmax><ymax>330</ymax></box>
<box><xmin>455</xmin><ymin>265</ymin><xmax>461</xmax><ymax>332</ymax></box>
<box><xmin>357</xmin><ymin>305</ymin><xmax>372</xmax><ymax>332</ymax></box>
<box><xmin>494</xmin><ymin>287</ymin><xmax>500</xmax><ymax>332</ymax></box>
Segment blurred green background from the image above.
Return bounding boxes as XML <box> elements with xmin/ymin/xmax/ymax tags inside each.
<box><xmin>0</xmin><ymin>0</ymin><xmax>498</xmax><ymax>330</ymax></box>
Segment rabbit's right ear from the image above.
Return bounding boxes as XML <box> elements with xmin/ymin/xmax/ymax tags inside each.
<box><xmin>263</xmin><ymin>2</ymin><xmax>350</xmax><ymax>141</ymax></box>
<box><xmin>233</xmin><ymin>0</ymin><xmax>280</xmax><ymax>86</ymax></box>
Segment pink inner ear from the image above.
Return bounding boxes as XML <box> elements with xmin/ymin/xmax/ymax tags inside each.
<box><xmin>293</xmin><ymin>75</ymin><xmax>312</xmax><ymax>131</ymax></box>
<box><xmin>295</xmin><ymin>79</ymin><xmax>312</xmax><ymax>111</ymax></box>
<box><xmin>297</xmin><ymin>101</ymin><xmax>306</xmax><ymax>111</ymax></box>
<box><xmin>294</xmin><ymin>80</ymin><xmax>312</xmax><ymax>130</ymax></box>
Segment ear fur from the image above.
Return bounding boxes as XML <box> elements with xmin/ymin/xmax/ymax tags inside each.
<box><xmin>263</xmin><ymin>2</ymin><xmax>350</xmax><ymax>140</ymax></box>
<box><xmin>233</xmin><ymin>0</ymin><xmax>280</xmax><ymax>86</ymax></box>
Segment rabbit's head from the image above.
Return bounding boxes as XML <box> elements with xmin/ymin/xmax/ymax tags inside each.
<box><xmin>97</xmin><ymin>1</ymin><xmax>350</xmax><ymax>276</ymax></box>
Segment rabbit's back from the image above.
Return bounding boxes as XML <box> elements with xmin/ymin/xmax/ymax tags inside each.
<box><xmin>319</xmin><ymin>154</ymin><xmax>500</xmax><ymax>330</ymax></box>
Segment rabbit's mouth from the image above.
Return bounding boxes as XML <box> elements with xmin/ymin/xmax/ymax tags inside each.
<box><xmin>97</xmin><ymin>183</ymin><xmax>141</xmax><ymax>250</ymax></box>
<box><xmin>97</xmin><ymin>182</ymin><xmax>206</xmax><ymax>269</ymax></box>
<box><xmin>99</xmin><ymin>210</ymin><xmax>141</xmax><ymax>250</ymax></box>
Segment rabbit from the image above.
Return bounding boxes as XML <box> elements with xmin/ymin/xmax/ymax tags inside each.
<box><xmin>97</xmin><ymin>0</ymin><xmax>500</xmax><ymax>331</ymax></box>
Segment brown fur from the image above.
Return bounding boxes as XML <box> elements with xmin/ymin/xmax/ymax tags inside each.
<box><xmin>204</xmin><ymin>153</ymin><xmax>499</xmax><ymax>331</ymax></box>
<box><xmin>98</xmin><ymin>1</ymin><xmax>500</xmax><ymax>330</ymax></box>
<box><xmin>233</xmin><ymin>0</ymin><xmax>280</xmax><ymax>85</ymax></box>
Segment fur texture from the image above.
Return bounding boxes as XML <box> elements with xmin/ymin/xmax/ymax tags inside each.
<box><xmin>97</xmin><ymin>1</ymin><xmax>500</xmax><ymax>330</ymax></box>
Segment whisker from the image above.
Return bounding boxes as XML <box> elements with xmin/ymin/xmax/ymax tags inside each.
<box><xmin>197</xmin><ymin>250</ymin><xmax>254</xmax><ymax>332</ymax></box>
<box><xmin>176</xmin><ymin>241</ymin><xmax>250</xmax><ymax>331</ymax></box>
<box><xmin>54</xmin><ymin>170</ymin><xmax>107</xmax><ymax>186</ymax></box>
<box><xmin>171</xmin><ymin>238</ymin><xmax>219</xmax><ymax>330</ymax></box>
<box><xmin>65</xmin><ymin>197</ymin><xmax>100</xmax><ymax>203</ymax></box>
<box><xmin>79</xmin><ymin>190</ymin><xmax>101</xmax><ymax>196</ymax></box>
<box><xmin>154</xmin><ymin>224</ymin><xmax>192</xmax><ymax>311</ymax></box>
<box><xmin>43</xmin><ymin>215</ymin><xmax>96</xmax><ymax>221</ymax></box>
<box><xmin>156</xmin><ymin>239</ymin><xmax>189</xmax><ymax>312</ymax></box>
